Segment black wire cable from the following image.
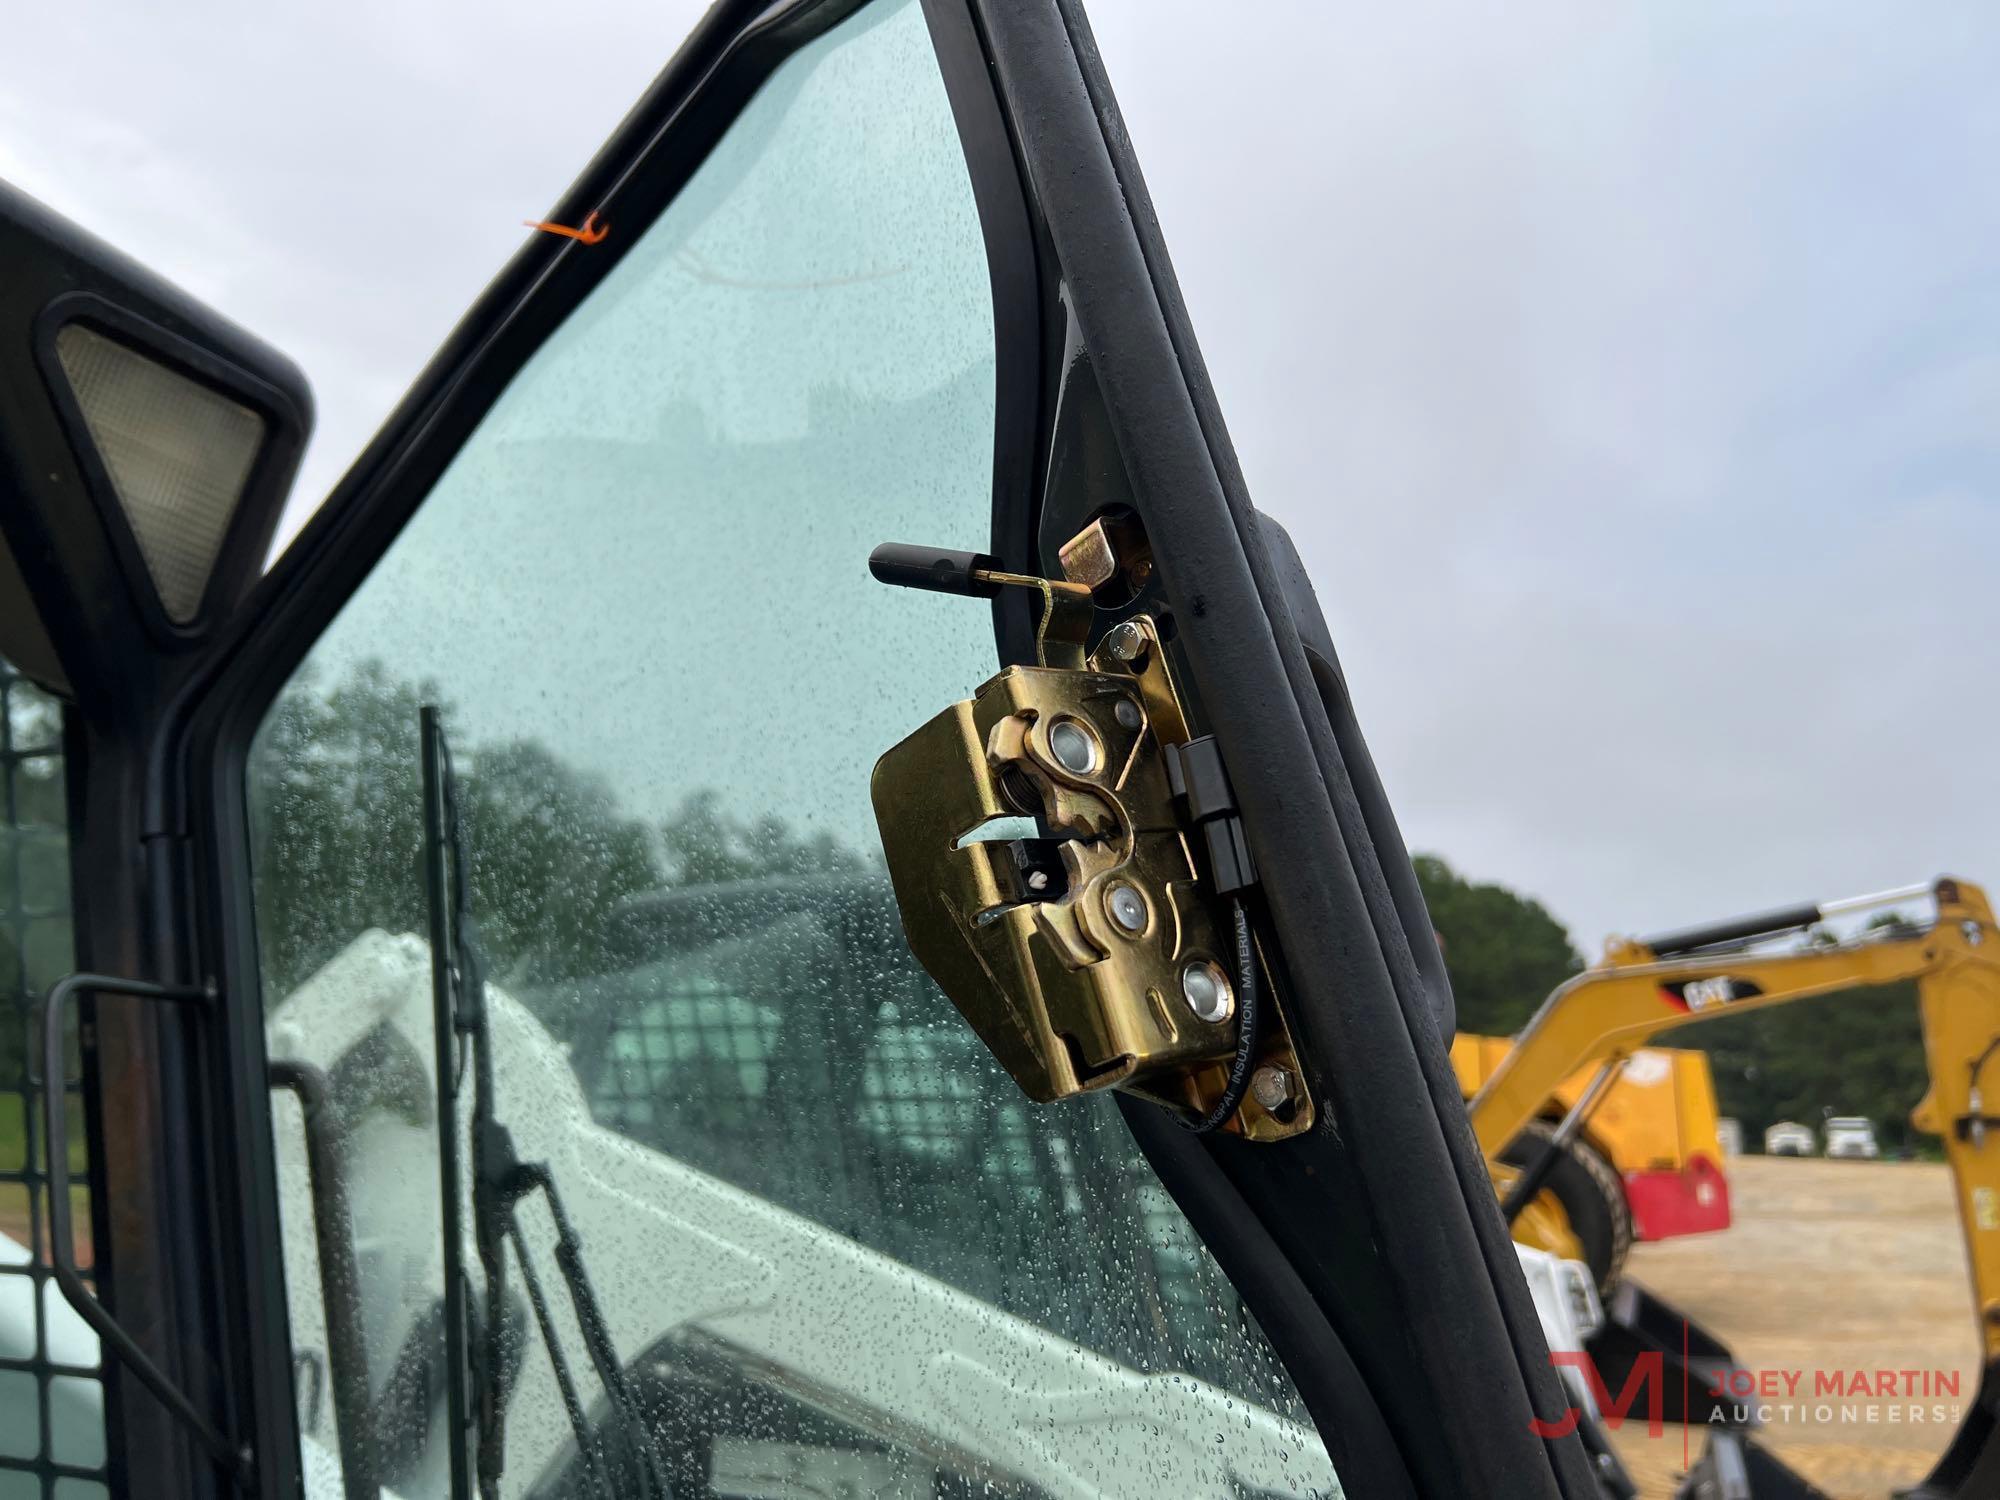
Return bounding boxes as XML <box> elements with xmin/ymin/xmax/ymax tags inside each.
<box><xmin>1183</xmin><ymin>898</ymin><xmax>1261</xmax><ymax>1134</ymax></box>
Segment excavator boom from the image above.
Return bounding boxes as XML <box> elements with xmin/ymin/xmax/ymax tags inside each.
<box><xmin>1473</xmin><ymin>877</ymin><xmax>2000</xmax><ymax>1361</ymax></box>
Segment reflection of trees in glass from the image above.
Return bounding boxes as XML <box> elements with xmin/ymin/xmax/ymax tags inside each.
<box><xmin>659</xmin><ymin>788</ymin><xmax>863</xmax><ymax>888</ymax></box>
<box><xmin>247</xmin><ymin>660</ymin><xmax>1311</xmax><ymax>1413</ymax></box>
<box><xmin>251</xmin><ymin>661</ymin><xmax>433</xmax><ymax>992</ymax></box>
<box><xmin>2</xmin><ymin>664</ymin><xmax>70</xmax><ymax>1112</ymax></box>
<box><xmin>248</xmin><ymin>661</ymin><xmax>864</xmax><ymax>996</ymax></box>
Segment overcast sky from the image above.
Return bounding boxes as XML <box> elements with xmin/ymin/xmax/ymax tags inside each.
<box><xmin>4</xmin><ymin>1</ymin><xmax>1997</xmax><ymax>955</ymax></box>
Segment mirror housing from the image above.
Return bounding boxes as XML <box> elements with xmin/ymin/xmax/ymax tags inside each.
<box><xmin>0</xmin><ymin>180</ymin><xmax>310</xmax><ymax>698</ymax></box>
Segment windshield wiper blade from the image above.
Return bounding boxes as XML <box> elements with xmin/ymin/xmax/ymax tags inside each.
<box><xmin>421</xmin><ymin>706</ymin><xmax>671</xmax><ymax>1500</ymax></box>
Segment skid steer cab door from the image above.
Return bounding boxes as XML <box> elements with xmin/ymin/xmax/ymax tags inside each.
<box><xmin>0</xmin><ymin>3</ymin><xmax>1604</xmax><ymax>1498</ymax></box>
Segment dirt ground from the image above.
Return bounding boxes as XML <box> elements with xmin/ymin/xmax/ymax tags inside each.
<box><xmin>1603</xmin><ymin>1155</ymin><xmax>1983</xmax><ymax>1498</ymax></box>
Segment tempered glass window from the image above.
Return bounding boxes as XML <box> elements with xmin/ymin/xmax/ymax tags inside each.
<box><xmin>245</xmin><ymin>3</ymin><xmax>1337</xmax><ymax>1495</ymax></box>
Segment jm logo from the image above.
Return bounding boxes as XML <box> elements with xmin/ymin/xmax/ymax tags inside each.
<box><xmin>1528</xmin><ymin>1352</ymin><xmax>1666</xmax><ymax>1439</ymax></box>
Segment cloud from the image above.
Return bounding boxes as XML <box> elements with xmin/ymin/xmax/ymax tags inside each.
<box><xmin>4</xmin><ymin>0</ymin><xmax>1996</xmax><ymax>956</ymax></box>
<box><xmin>1082</xmin><ymin>0</ymin><xmax>2000</xmax><ymax>948</ymax></box>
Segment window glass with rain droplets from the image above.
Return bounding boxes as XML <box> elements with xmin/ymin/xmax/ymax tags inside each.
<box><xmin>244</xmin><ymin>1</ymin><xmax>1337</xmax><ymax>1494</ymax></box>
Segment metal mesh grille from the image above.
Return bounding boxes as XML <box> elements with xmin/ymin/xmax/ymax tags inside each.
<box><xmin>0</xmin><ymin>659</ymin><xmax>108</xmax><ymax>1499</ymax></box>
<box><xmin>583</xmin><ymin>979</ymin><xmax>1265</xmax><ymax>1393</ymax></box>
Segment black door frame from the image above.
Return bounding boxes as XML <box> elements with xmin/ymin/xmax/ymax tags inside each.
<box><xmin>964</xmin><ymin>4</ymin><xmax>1595</xmax><ymax>1493</ymax></box>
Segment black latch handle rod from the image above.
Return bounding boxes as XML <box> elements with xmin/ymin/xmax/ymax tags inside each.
<box><xmin>867</xmin><ymin>541</ymin><xmax>1002</xmax><ymax>596</ymax></box>
<box><xmin>42</xmin><ymin>972</ymin><xmax>251</xmax><ymax>1489</ymax></box>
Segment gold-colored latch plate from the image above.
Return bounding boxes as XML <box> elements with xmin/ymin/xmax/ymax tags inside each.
<box><xmin>871</xmin><ymin>613</ymin><xmax>1312</xmax><ymax>1141</ymax></box>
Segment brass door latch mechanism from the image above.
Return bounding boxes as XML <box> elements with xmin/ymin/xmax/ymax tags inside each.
<box><xmin>868</xmin><ymin>532</ymin><xmax>1313</xmax><ymax>1141</ymax></box>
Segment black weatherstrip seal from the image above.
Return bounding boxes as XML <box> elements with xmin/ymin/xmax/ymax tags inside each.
<box><xmin>918</xmin><ymin>0</ymin><xmax>1048</xmax><ymax>666</ymax></box>
<box><xmin>965</xmin><ymin>1</ymin><xmax>1599</xmax><ymax>1494</ymax></box>
<box><xmin>924</xmin><ymin>7</ymin><xmax>1422</xmax><ymax>1485</ymax></box>
<box><xmin>1120</xmin><ymin>1097</ymin><xmax>1419</xmax><ymax>1498</ymax></box>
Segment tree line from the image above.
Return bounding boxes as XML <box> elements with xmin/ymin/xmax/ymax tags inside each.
<box><xmin>246</xmin><ymin>659</ymin><xmax>862</xmax><ymax>996</ymax></box>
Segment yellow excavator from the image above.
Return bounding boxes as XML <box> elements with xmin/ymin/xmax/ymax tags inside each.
<box><xmin>1453</xmin><ymin>1030</ymin><xmax>1730</xmax><ymax>1292</ymax></box>
<box><xmin>1466</xmin><ymin>875</ymin><xmax>2000</xmax><ymax>1496</ymax></box>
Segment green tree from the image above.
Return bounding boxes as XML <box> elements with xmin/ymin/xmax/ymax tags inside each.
<box><xmin>249</xmin><ymin>661</ymin><xmax>434</xmax><ymax>990</ymax></box>
<box><xmin>1412</xmin><ymin>854</ymin><xmax>1582</xmax><ymax>1036</ymax></box>
<box><xmin>1699</xmin><ymin>982</ymin><xmax>1930</xmax><ymax>1151</ymax></box>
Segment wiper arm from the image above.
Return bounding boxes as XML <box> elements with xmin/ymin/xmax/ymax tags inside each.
<box><xmin>421</xmin><ymin>707</ymin><xmax>671</xmax><ymax>1499</ymax></box>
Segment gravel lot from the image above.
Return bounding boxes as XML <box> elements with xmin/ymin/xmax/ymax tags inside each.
<box><xmin>1603</xmin><ymin>1155</ymin><xmax>1984</xmax><ymax>1498</ymax></box>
